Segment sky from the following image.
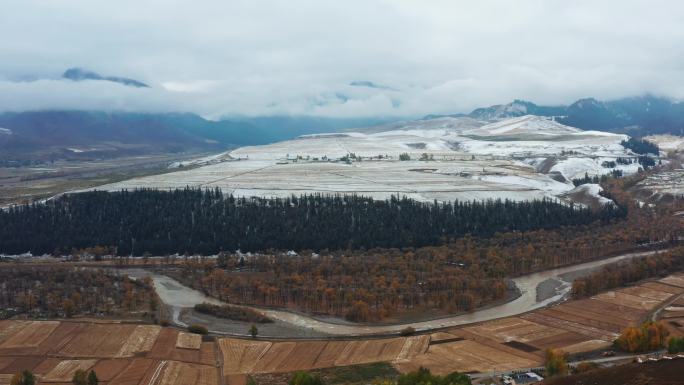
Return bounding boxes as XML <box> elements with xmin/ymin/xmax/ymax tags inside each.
<box><xmin>1</xmin><ymin>0</ymin><xmax>683</xmax><ymax>118</ymax></box>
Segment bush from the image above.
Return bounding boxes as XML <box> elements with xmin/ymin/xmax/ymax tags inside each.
<box><xmin>159</xmin><ymin>319</ymin><xmax>170</xmax><ymax>327</ymax></box>
<box><xmin>194</xmin><ymin>302</ymin><xmax>273</xmax><ymax>323</ymax></box>
<box><xmin>289</xmin><ymin>371</ymin><xmax>324</xmax><ymax>385</ymax></box>
<box><xmin>574</xmin><ymin>361</ymin><xmax>599</xmax><ymax>373</ymax></box>
<box><xmin>187</xmin><ymin>324</ymin><xmax>208</xmax><ymax>335</ymax></box>
<box><xmin>10</xmin><ymin>370</ymin><xmax>35</xmax><ymax>385</ymax></box>
<box><xmin>397</xmin><ymin>367</ymin><xmax>470</xmax><ymax>385</ymax></box>
<box><xmin>668</xmin><ymin>336</ymin><xmax>684</xmax><ymax>354</ymax></box>
<box><xmin>400</xmin><ymin>326</ymin><xmax>416</xmax><ymax>336</ymax></box>
<box><xmin>399</xmin><ymin>153</ymin><xmax>411</xmax><ymax>161</ymax></box>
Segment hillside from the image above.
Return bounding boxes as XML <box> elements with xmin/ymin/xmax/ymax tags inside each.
<box><xmin>95</xmin><ymin>115</ymin><xmax>645</xmax><ymax>205</ymax></box>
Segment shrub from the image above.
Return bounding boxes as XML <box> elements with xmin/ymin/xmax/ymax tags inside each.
<box><xmin>397</xmin><ymin>367</ymin><xmax>470</xmax><ymax>385</ymax></box>
<box><xmin>289</xmin><ymin>371</ymin><xmax>324</xmax><ymax>385</ymax></box>
<box><xmin>574</xmin><ymin>361</ymin><xmax>599</xmax><ymax>373</ymax></box>
<box><xmin>400</xmin><ymin>326</ymin><xmax>416</xmax><ymax>336</ymax></box>
<box><xmin>194</xmin><ymin>302</ymin><xmax>272</xmax><ymax>323</ymax></box>
<box><xmin>668</xmin><ymin>336</ymin><xmax>684</xmax><ymax>354</ymax></box>
<box><xmin>187</xmin><ymin>324</ymin><xmax>208</xmax><ymax>335</ymax></box>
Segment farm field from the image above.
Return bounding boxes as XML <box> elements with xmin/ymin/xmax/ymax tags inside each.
<box><xmin>0</xmin><ymin>273</ymin><xmax>682</xmax><ymax>383</ymax></box>
<box><xmin>0</xmin><ymin>321</ymin><xmax>219</xmax><ymax>385</ymax></box>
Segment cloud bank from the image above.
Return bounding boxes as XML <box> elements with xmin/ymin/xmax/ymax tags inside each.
<box><xmin>1</xmin><ymin>0</ymin><xmax>683</xmax><ymax>118</ymax></box>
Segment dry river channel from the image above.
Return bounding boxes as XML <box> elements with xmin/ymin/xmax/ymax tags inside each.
<box><xmin>125</xmin><ymin>250</ymin><xmax>660</xmax><ymax>337</ymax></box>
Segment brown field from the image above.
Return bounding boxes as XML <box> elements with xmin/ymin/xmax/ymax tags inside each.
<box><xmin>219</xmin><ymin>339</ymin><xmax>272</xmax><ymax>375</ymax></box>
<box><xmin>108</xmin><ymin>358</ymin><xmax>157</xmax><ymax>385</ymax></box>
<box><xmin>619</xmin><ymin>285</ymin><xmax>677</xmax><ymax>301</ymax></box>
<box><xmin>43</xmin><ymin>360</ymin><xmax>97</xmax><ymax>382</ymax></box>
<box><xmin>218</xmin><ymin>334</ymin><xmax>429</xmax><ymax>378</ymax></box>
<box><xmin>117</xmin><ymin>325</ymin><xmax>161</xmax><ymax>357</ymax></box>
<box><xmin>641</xmin><ymin>281</ymin><xmax>684</xmax><ymax>295</ymax></box>
<box><xmin>91</xmin><ymin>359</ymin><xmax>132</xmax><ymax>381</ymax></box>
<box><xmin>0</xmin><ymin>321</ymin><xmax>59</xmax><ymax>349</ymax></box>
<box><xmin>148</xmin><ymin>328</ymin><xmax>178</xmax><ymax>358</ymax></box>
<box><xmin>199</xmin><ymin>342</ymin><xmax>216</xmax><ymax>365</ymax></box>
<box><xmin>155</xmin><ymin>360</ymin><xmax>217</xmax><ymax>385</ymax></box>
<box><xmin>0</xmin><ymin>273</ymin><xmax>681</xmax><ymax>381</ymax></box>
<box><xmin>395</xmin><ymin>339</ymin><xmax>538</xmax><ymax>375</ymax></box>
<box><xmin>58</xmin><ymin>324</ymin><xmax>134</xmax><ymax>357</ymax></box>
<box><xmin>592</xmin><ymin>290</ymin><xmax>661</xmax><ymax>310</ymax></box>
<box><xmin>175</xmin><ymin>332</ymin><xmax>202</xmax><ymax>350</ymax></box>
<box><xmin>0</xmin><ymin>322</ymin><xmax>29</xmax><ymax>345</ymax></box>
<box><xmin>660</xmin><ymin>274</ymin><xmax>684</xmax><ymax>288</ymax></box>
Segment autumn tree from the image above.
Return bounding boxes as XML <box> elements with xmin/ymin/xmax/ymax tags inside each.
<box><xmin>545</xmin><ymin>349</ymin><xmax>568</xmax><ymax>377</ymax></box>
<box><xmin>614</xmin><ymin>321</ymin><xmax>669</xmax><ymax>353</ymax></box>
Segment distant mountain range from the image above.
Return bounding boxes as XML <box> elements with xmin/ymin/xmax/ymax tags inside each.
<box><xmin>429</xmin><ymin>95</ymin><xmax>684</xmax><ymax>136</ymax></box>
<box><xmin>0</xmin><ymin>111</ymin><xmax>391</xmax><ymax>160</ymax></box>
<box><xmin>2</xmin><ymin>94</ymin><xmax>683</xmax><ymax>162</ymax></box>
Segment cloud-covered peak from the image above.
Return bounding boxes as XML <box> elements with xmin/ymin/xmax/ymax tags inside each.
<box><xmin>63</xmin><ymin>68</ymin><xmax>149</xmax><ymax>88</ymax></box>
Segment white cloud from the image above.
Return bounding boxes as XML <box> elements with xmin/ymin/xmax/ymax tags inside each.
<box><xmin>0</xmin><ymin>0</ymin><xmax>683</xmax><ymax>118</ymax></box>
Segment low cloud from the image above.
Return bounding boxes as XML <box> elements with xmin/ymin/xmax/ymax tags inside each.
<box><xmin>1</xmin><ymin>0</ymin><xmax>683</xmax><ymax>118</ymax></box>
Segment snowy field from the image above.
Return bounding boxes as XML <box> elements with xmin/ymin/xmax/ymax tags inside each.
<box><xmin>645</xmin><ymin>134</ymin><xmax>684</xmax><ymax>153</ymax></box>
<box><xmin>637</xmin><ymin>169</ymin><xmax>684</xmax><ymax>198</ymax></box>
<box><xmin>95</xmin><ymin>115</ymin><xmax>642</xmax><ymax>204</ymax></box>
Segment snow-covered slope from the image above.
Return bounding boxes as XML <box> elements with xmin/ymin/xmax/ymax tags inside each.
<box><xmin>95</xmin><ymin>115</ymin><xmax>643</xmax><ymax>204</ymax></box>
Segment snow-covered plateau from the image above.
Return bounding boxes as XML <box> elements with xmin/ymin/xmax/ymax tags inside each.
<box><xmin>94</xmin><ymin>115</ymin><xmax>646</xmax><ymax>204</ymax></box>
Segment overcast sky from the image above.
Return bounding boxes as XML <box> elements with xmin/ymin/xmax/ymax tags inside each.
<box><xmin>1</xmin><ymin>0</ymin><xmax>683</xmax><ymax>118</ymax></box>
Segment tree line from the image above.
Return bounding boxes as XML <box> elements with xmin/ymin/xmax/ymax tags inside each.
<box><xmin>172</xmin><ymin>250</ymin><xmax>508</xmax><ymax>322</ymax></box>
<box><xmin>166</xmin><ymin>177</ymin><xmax>683</xmax><ymax>322</ymax></box>
<box><xmin>0</xmin><ymin>266</ymin><xmax>157</xmax><ymax>319</ymax></box>
<box><xmin>0</xmin><ymin>188</ymin><xmax>625</xmax><ymax>256</ymax></box>
<box><xmin>571</xmin><ymin>248</ymin><xmax>684</xmax><ymax>298</ymax></box>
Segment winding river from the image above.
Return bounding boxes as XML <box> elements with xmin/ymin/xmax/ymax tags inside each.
<box><xmin>134</xmin><ymin>249</ymin><xmax>660</xmax><ymax>336</ymax></box>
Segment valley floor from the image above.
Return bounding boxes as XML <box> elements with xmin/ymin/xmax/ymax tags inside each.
<box><xmin>1</xmin><ymin>272</ymin><xmax>683</xmax><ymax>385</ymax></box>
<box><xmin>135</xmin><ymin>250</ymin><xmax>663</xmax><ymax>337</ymax></box>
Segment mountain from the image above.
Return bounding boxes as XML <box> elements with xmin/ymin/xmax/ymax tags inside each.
<box><xmin>0</xmin><ymin>111</ymin><xmax>393</xmax><ymax>160</ymax></box>
<box><xmin>465</xmin><ymin>95</ymin><xmax>684</xmax><ymax>136</ymax></box>
<box><xmin>63</xmin><ymin>68</ymin><xmax>150</xmax><ymax>88</ymax></box>
<box><xmin>469</xmin><ymin>99</ymin><xmax>566</xmax><ymax>121</ymax></box>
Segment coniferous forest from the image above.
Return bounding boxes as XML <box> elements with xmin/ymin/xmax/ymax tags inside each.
<box><xmin>0</xmin><ymin>188</ymin><xmax>625</xmax><ymax>256</ymax></box>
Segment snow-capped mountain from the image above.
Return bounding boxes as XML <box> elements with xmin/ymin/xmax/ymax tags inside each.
<box><xmin>463</xmin><ymin>95</ymin><xmax>684</xmax><ymax>136</ymax></box>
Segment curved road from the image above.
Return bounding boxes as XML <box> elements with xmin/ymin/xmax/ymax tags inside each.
<box><xmin>140</xmin><ymin>250</ymin><xmax>660</xmax><ymax>336</ymax></box>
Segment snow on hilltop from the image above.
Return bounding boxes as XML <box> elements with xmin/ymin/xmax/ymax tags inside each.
<box><xmin>469</xmin><ymin>115</ymin><xmax>581</xmax><ymax>136</ymax></box>
<box><xmin>94</xmin><ymin>115</ymin><xmax>647</xmax><ymax>206</ymax></box>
